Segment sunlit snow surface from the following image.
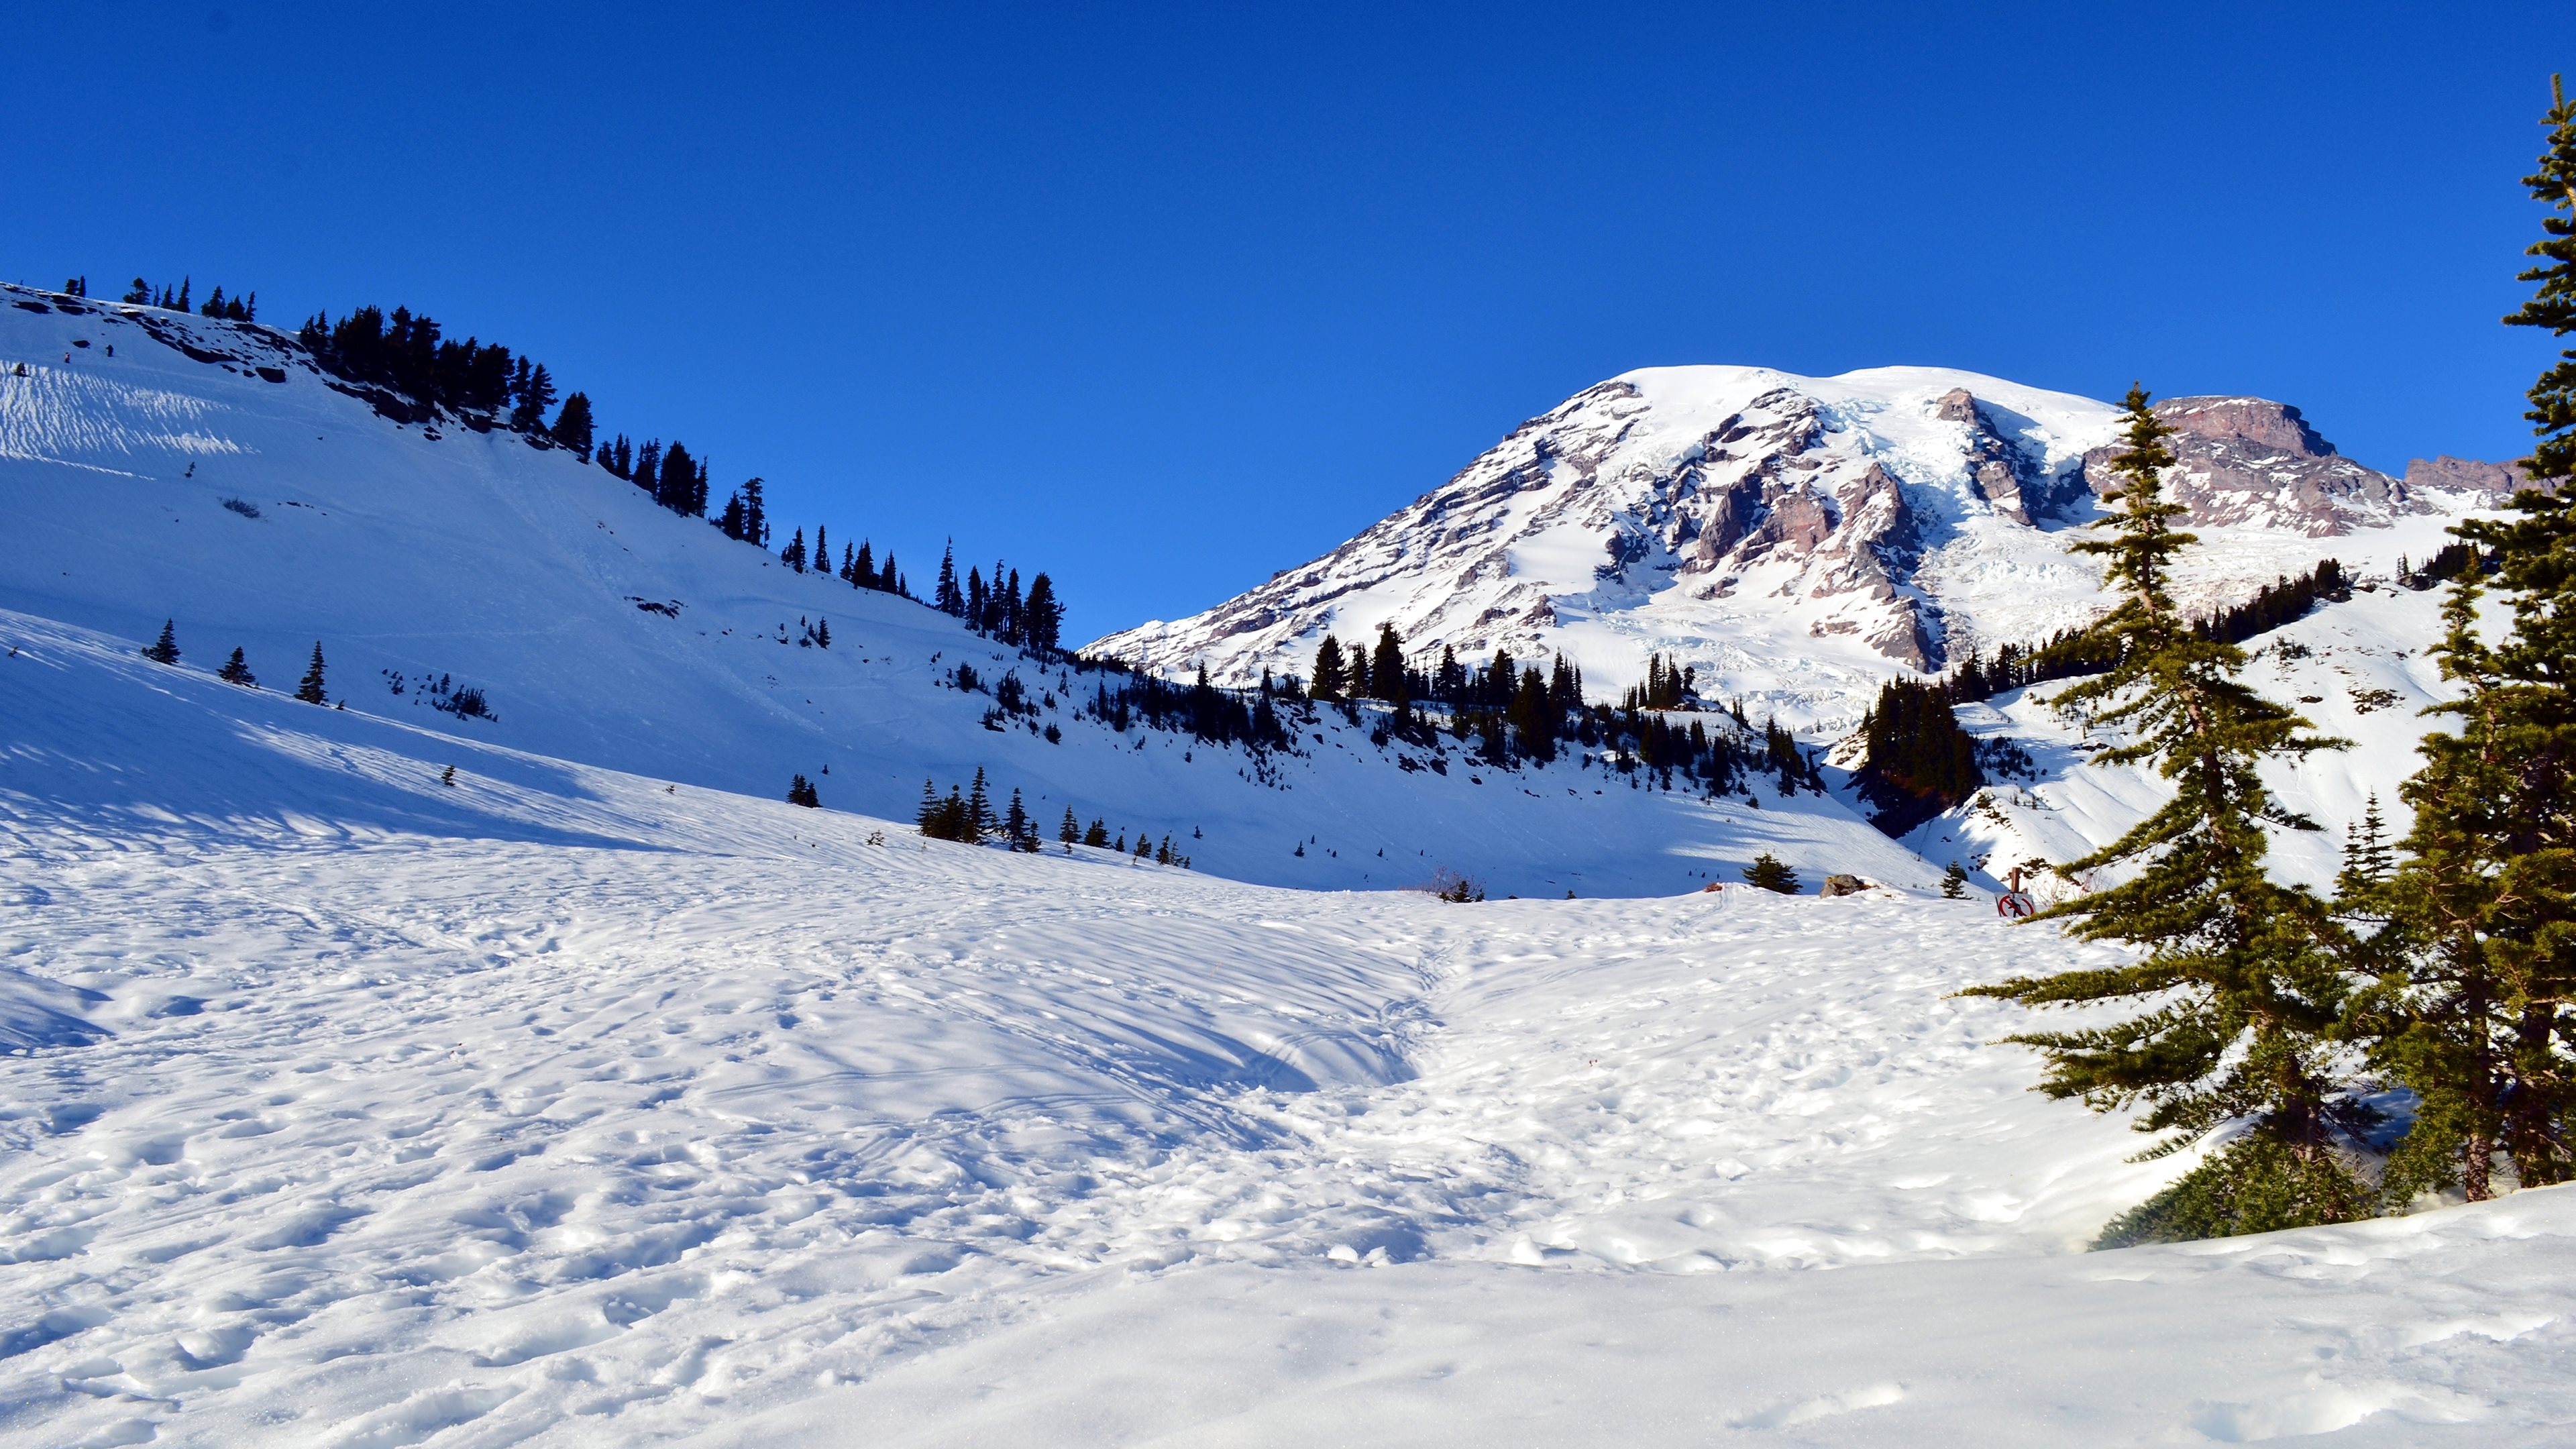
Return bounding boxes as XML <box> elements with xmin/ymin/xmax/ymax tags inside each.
<box><xmin>6</xmin><ymin>616</ymin><xmax>2574</xmax><ymax>1447</ymax></box>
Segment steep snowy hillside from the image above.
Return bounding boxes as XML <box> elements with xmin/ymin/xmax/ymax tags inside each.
<box><xmin>7</xmin><ymin>607</ymin><xmax>2573</xmax><ymax>1448</ymax></box>
<box><xmin>0</xmin><ymin>284</ymin><xmax>1917</xmax><ymax>898</ymax></box>
<box><xmin>1094</xmin><ymin>365</ymin><xmax>2515</xmax><ymax>735</ymax></box>
<box><xmin>1907</xmin><ymin>583</ymin><xmax>2465</xmax><ymax>902</ymax></box>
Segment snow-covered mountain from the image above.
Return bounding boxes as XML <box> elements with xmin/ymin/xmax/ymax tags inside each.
<box><xmin>1092</xmin><ymin>365</ymin><xmax>2517</xmax><ymax>735</ymax></box>
<box><xmin>0</xmin><ymin>284</ymin><xmax>1929</xmax><ymax>899</ymax></box>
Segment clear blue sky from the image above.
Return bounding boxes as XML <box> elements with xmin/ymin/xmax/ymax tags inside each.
<box><xmin>17</xmin><ymin>2</ymin><xmax>2574</xmax><ymax>640</ymax></box>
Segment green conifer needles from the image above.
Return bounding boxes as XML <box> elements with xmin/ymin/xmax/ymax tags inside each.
<box><xmin>1964</xmin><ymin>386</ymin><xmax>2364</xmax><ymax>1242</ymax></box>
<box><xmin>2350</xmin><ymin>78</ymin><xmax>2576</xmax><ymax>1205</ymax></box>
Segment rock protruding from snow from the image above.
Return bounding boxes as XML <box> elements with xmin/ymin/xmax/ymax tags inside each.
<box><xmin>2080</xmin><ymin>396</ymin><xmax>2425</xmax><ymax>537</ymax></box>
<box><xmin>2404</xmin><ymin>453</ymin><xmax>2528</xmax><ymax>502</ymax></box>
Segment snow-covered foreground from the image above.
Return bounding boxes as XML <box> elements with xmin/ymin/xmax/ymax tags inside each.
<box><xmin>7</xmin><ymin>608</ymin><xmax>2574</xmax><ymax>1446</ymax></box>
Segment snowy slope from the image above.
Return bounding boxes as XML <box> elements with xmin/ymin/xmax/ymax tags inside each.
<box><xmin>1094</xmin><ymin>364</ymin><xmax>2509</xmax><ymax>737</ymax></box>
<box><xmin>1904</xmin><ymin>583</ymin><xmax>2463</xmax><ymax>900</ymax></box>
<box><xmin>9</xmin><ymin>607</ymin><xmax>2574</xmax><ymax>1447</ymax></box>
<box><xmin>0</xmin><ymin>284</ymin><xmax>1915</xmax><ymax>900</ymax></box>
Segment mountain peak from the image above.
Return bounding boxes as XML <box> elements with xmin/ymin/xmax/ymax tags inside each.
<box><xmin>1093</xmin><ymin>366</ymin><xmax>2511</xmax><ymax>732</ymax></box>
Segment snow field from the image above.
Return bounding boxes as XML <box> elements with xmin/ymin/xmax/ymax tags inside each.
<box><xmin>0</xmin><ymin>604</ymin><xmax>2315</xmax><ymax>1447</ymax></box>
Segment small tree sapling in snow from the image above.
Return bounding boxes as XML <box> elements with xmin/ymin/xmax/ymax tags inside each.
<box><xmin>142</xmin><ymin>619</ymin><xmax>180</xmax><ymax>665</ymax></box>
<box><xmin>1742</xmin><ymin>853</ymin><xmax>1799</xmax><ymax>895</ymax></box>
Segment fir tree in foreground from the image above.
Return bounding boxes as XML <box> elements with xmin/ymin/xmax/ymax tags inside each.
<box><xmin>142</xmin><ymin>619</ymin><xmax>180</xmax><ymax>665</ymax></box>
<box><xmin>295</xmin><ymin>643</ymin><xmax>328</xmax><ymax>704</ymax></box>
<box><xmin>2353</xmin><ymin>77</ymin><xmax>2576</xmax><ymax>1205</ymax></box>
<box><xmin>218</xmin><ymin>647</ymin><xmax>256</xmax><ymax>687</ymax></box>
<box><xmin>1963</xmin><ymin>385</ymin><xmax>2365</xmax><ymax>1247</ymax></box>
<box><xmin>1941</xmin><ymin>861</ymin><xmax>1969</xmax><ymax>899</ymax></box>
<box><xmin>1741</xmin><ymin>853</ymin><xmax>1799</xmax><ymax>894</ymax></box>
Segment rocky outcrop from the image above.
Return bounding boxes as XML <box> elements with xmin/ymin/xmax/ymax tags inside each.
<box><xmin>2081</xmin><ymin>396</ymin><xmax>2422</xmax><ymax>537</ymax></box>
<box><xmin>2404</xmin><ymin>455</ymin><xmax>2527</xmax><ymax>502</ymax></box>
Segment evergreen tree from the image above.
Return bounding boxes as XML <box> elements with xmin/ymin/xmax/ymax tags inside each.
<box><xmin>549</xmin><ymin>391</ymin><xmax>596</xmax><ymax>458</ymax></box>
<box><xmin>1372</xmin><ymin>623</ymin><xmax>1409</xmax><ymax>710</ymax></box>
<box><xmin>1061</xmin><ymin>807</ymin><xmax>1081</xmax><ymax>845</ymax></box>
<box><xmin>659</xmin><ymin>440</ymin><xmax>698</xmax><ymax>515</ymax></box>
<box><xmin>1005</xmin><ymin>788</ymin><xmax>1030</xmax><ymax>846</ymax></box>
<box><xmin>719</xmin><ymin>490</ymin><xmax>748</xmax><ymax>541</ymax></box>
<box><xmin>633</xmin><ymin>439</ymin><xmax>661</xmax><ymax>499</ymax></box>
<box><xmin>296</xmin><ymin>642</ymin><xmax>328</xmax><ymax>704</ymax></box>
<box><xmin>142</xmin><ymin>619</ymin><xmax>180</xmax><ymax>665</ymax></box>
<box><xmin>1023</xmin><ymin>573</ymin><xmax>1064</xmax><ymax>654</ymax></box>
<box><xmin>123</xmin><ymin>278</ymin><xmax>150</xmax><ymax>305</ymax></box>
<box><xmin>1311</xmin><ymin>635</ymin><xmax>1347</xmax><ymax>700</ymax></box>
<box><xmin>1942</xmin><ymin>861</ymin><xmax>1969</xmax><ymax>898</ymax></box>
<box><xmin>935</xmin><ymin>542</ymin><xmax>964</xmax><ymax>616</ymax></box>
<box><xmin>218</xmin><ymin>647</ymin><xmax>255</xmax><ymax>686</ymax></box>
<box><xmin>1085</xmin><ymin>818</ymin><xmax>1110</xmax><ymax>848</ymax></box>
<box><xmin>853</xmin><ymin>539</ymin><xmax>877</xmax><ymax>590</ymax></box>
<box><xmin>787</xmin><ymin>773</ymin><xmax>820</xmax><ymax>808</ymax></box>
<box><xmin>741</xmin><ymin>476</ymin><xmax>768</xmax><ymax>547</ymax></box>
<box><xmin>783</xmin><ymin>527</ymin><xmax>807</xmax><ymax>573</ymax></box>
<box><xmin>1963</xmin><ymin>386</ymin><xmax>2365</xmax><ymax>1244</ymax></box>
<box><xmin>508</xmin><ymin>362</ymin><xmax>557</xmax><ymax>431</ymax></box>
<box><xmin>1509</xmin><ymin>665</ymin><xmax>1556</xmax><ymax>762</ymax></box>
<box><xmin>1742</xmin><ymin>853</ymin><xmax>1799</xmax><ymax>894</ymax></box>
<box><xmin>2360</xmin><ymin>80</ymin><xmax>2576</xmax><ymax>1204</ymax></box>
<box><xmin>966</xmin><ymin>767</ymin><xmax>994</xmax><ymax>841</ymax></box>
<box><xmin>814</xmin><ymin>525</ymin><xmax>828</xmax><ymax>576</ymax></box>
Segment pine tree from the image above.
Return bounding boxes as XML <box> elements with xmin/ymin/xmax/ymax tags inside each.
<box><xmin>787</xmin><ymin>773</ymin><xmax>820</xmax><ymax>808</ymax></box>
<box><xmin>142</xmin><ymin>619</ymin><xmax>180</xmax><ymax>665</ymax></box>
<box><xmin>1085</xmin><ymin>818</ymin><xmax>1109</xmax><ymax>848</ymax></box>
<box><xmin>2360</xmin><ymin>79</ymin><xmax>2576</xmax><ymax>1204</ymax></box>
<box><xmin>218</xmin><ymin>647</ymin><xmax>256</xmax><ymax>686</ymax></box>
<box><xmin>1061</xmin><ymin>807</ymin><xmax>1081</xmax><ymax>846</ymax></box>
<box><xmin>966</xmin><ymin>767</ymin><xmax>992</xmax><ymax>841</ymax></box>
<box><xmin>814</xmin><ymin>525</ymin><xmax>828</xmax><ymax>578</ymax></box>
<box><xmin>1942</xmin><ymin>861</ymin><xmax>1969</xmax><ymax>898</ymax></box>
<box><xmin>1005</xmin><ymin>788</ymin><xmax>1029</xmax><ymax>843</ymax></box>
<box><xmin>508</xmin><ymin>362</ymin><xmax>557</xmax><ymax>431</ymax></box>
<box><xmin>935</xmin><ymin>542</ymin><xmax>963</xmax><ymax>616</ymax></box>
<box><xmin>296</xmin><ymin>642</ymin><xmax>328</xmax><ymax>704</ymax></box>
<box><xmin>1963</xmin><ymin>386</ymin><xmax>2365</xmax><ymax>1244</ymax></box>
<box><xmin>741</xmin><ymin>476</ymin><xmax>769</xmax><ymax>547</ymax></box>
<box><xmin>1022</xmin><ymin>573</ymin><xmax>1064</xmax><ymax>655</ymax></box>
<box><xmin>1372</xmin><ymin>623</ymin><xmax>1409</xmax><ymax>710</ymax></box>
<box><xmin>1311</xmin><ymin>635</ymin><xmax>1346</xmax><ymax>700</ymax></box>
<box><xmin>1742</xmin><ymin>853</ymin><xmax>1799</xmax><ymax>894</ymax></box>
<box><xmin>549</xmin><ymin>391</ymin><xmax>596</xmax><ymax>458</ymax></box>
<box><xmin>783</xmin><ymin>527</ymin><xmax>807</xmax><ymax>573</ymax></box>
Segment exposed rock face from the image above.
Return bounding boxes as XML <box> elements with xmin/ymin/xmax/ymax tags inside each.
<box><xmin>1090</xmin><ymin>366</ymin><xmax>2510</xmax><ymax>733</ymax></box>
<box><xmin>2404</xmin><ymin>455</ymin><xmax>2528</xmax><ymax>503</ymax></box>
<box><xmin>2080</xmin><ymin>396</ymin><xmax>2428</xmax><ymax>537</ymax></box>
